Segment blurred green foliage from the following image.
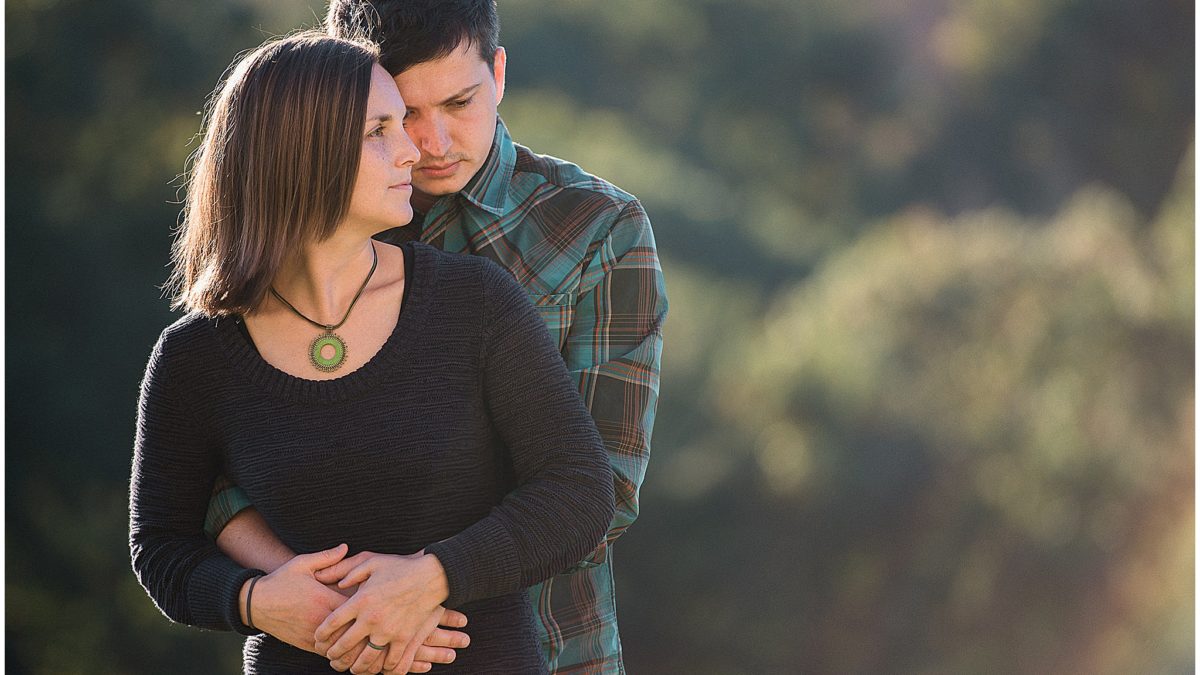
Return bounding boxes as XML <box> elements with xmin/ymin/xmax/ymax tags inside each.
<box><xmin>7</xmin><ymin>0</ymin><xmax>1192</xmax><ymax>673</ymax></box>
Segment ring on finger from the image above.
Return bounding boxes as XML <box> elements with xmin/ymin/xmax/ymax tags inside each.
<box><xmin>366</xmin><ymin>639</ymin><xmax>386</xmax><ymax>651</ymax></box>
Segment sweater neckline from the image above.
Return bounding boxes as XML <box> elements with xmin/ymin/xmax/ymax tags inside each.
<box><xmin>214</xmin><ymin>241</ymin><xmax>436</xmax><ymax>403</ymax></box>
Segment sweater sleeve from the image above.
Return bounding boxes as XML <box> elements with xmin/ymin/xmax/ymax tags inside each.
<box><xmin>128</xmin><ymin>328</ymin><xmax>262</xmax><ymax>634</ymax></box>
<box><xmin>424</xmin><ymin>262</ymin><xmax>616</xmax><ymax>608</ymax></box>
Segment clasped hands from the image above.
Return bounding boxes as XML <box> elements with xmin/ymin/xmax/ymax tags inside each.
<box><xmin>246</xmin><ymin>543</ymin><xmax>467</xmax><ymax>674</ymax></box>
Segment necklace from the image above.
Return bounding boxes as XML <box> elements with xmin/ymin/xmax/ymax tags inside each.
<box><xmin>269</xmin><ymin>242</ymin><xmax>378</xmax><ymax>373</ymax></box>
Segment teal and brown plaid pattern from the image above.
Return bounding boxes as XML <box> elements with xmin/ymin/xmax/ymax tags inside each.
<box><xmin>206</xmin><ymin>119</ymin><xmax>666</xmax><ymax>674</ymax></box>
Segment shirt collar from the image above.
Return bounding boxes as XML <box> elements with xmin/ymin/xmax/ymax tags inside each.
<box><xmin>456</xmin><ymin>117</ymin><xmax>516</xmax><ymax>217</ymax></box>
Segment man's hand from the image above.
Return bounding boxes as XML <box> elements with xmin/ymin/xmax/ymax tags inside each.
<box><xmin>313</xmin><ymin>552</ymin><xmax>451</xmax><ymax>674</ymax></box>
<box><xmin>241</xmin><ymin>544</ymin><xmax>351</xmax><ymax>654</ymax></box>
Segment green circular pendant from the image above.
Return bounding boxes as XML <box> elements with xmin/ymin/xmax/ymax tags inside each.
<box><xmin>310</xmin><ymin>333</ymin><xmax>347</xmax><ymax>372</ymax></box>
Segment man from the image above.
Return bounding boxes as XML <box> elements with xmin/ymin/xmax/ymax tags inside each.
<box><xmin>206</xmin><ymin>1</ymin><xmax>667</xmax><ymax>672</ymax></box>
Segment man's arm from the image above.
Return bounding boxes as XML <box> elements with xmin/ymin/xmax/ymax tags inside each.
<box><xmin>204</xmin><ymin>475</ymin><xmax>296</xmax><ymax>571</ymax></box>
<box><xmin>203</xmin><ymin>476</ymin><xmax>287</xmax><ymax>565</ymax></box>
<box><xmin>218</xmin><ymin>506</ymin><xmax>297</xmax><ymax>572</ymax></box>
<box><xmin>561</xmin><ymin>199</ymin><xmax>667</xmax><ymax>568</ymax></box>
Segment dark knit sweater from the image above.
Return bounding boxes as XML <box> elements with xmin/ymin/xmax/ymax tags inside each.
<box><xmin>129</xmin><ymin>242</ymin><xmax>615</xmax><ymax>674</ymax></box>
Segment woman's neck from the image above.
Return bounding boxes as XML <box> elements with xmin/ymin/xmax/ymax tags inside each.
<box><xmin>268</xmin><ymin>232</ymin><xmax>377</xmax><ymax>324</ymax></box>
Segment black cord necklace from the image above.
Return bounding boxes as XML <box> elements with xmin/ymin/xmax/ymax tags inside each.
<box><xmin>269</xmin><ymin>241</ymin><xmax>379</xmax><ymax>373</ymax></box>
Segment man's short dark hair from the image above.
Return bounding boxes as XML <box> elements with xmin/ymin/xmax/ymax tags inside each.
<box><xmin>326</xmin><ymin>0</ymin><xmax>499</xmax><ymax>75</ymax></box>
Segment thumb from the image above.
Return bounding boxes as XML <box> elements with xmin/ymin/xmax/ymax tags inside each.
<box><xmin>338</xmin><ymin>559</ymin><xmax>378</xmax><ymax>589</ymax></box>
<box><xmin>298</xmin><ymin>543</ymin><xmax>348</xmax><ymax>570</ymax></box>
<box><xmin>313</xmin><ymin>558</ymin><xmax>354</xmax><ymax>585</ymax></box>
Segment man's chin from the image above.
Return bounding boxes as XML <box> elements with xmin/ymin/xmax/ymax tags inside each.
<box><xmin>410</xmin><ymin>186</ymin><xmax>445</xmax><ymax>212</ymax></box>
<box><xmin>411</xmin><ymin>180</ymin><xmax>466</xmax><ymax>210</ymax></box>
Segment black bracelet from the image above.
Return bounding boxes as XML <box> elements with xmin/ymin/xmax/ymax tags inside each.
<box><xmin>245</xmin><ymin>574</ymin><xmax>265</xmax><ymax>631</ymax></box>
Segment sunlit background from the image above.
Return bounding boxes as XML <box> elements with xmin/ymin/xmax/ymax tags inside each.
<box><xmin>7</xmin><ymin>0</ymin><xmax>1193</xmax><ymax>672</ymax></box>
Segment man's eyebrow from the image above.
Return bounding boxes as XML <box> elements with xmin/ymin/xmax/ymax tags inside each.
<box><xmin>436</xmin><ymin>83</ymin><xmax>482</xmax><ymax>106</ymax></box>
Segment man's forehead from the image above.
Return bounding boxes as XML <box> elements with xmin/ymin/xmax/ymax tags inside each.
<box><xmin>392</xmin><ymin>47</ymin><xmax>492</xmax><ymax>103</ymax></box>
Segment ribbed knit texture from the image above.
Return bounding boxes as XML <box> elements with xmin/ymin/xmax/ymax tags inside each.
<box><xmin>129</xmin><ymin>242</ymin><xmax>614</xmax><ymax>674</ymax></box>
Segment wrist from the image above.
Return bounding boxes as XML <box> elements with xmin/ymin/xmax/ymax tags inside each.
<box><xmin>238</xmin><ymin>578</ymin><xmax>252</xmax><ymax>626</ymax></box>
<box><xmin>418</xmin><ymin>553</ymin><xmax>449</xmax><ymax>605</ymax></box>
<box><xmin>238</xmin><ymin>573</ymin><xmax>266</xmax><ymax>630</ymax></box>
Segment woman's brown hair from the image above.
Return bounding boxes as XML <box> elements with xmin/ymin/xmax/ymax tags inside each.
<box><xmin>168</xmin><ymin>31</ymin><xmax>380</xmax><ymax>316</ymax></box>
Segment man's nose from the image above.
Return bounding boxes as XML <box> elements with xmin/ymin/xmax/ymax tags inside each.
<box><xmin>415</xmin><ymin>116</ymin><xmax>451</xmax><ymax>158</ymax></box>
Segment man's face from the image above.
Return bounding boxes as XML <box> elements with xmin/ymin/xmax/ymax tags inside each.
<box><xmin>394</xmin><ymin>42</ymin><xmax>506</xmax><ymax>209</ymax></box>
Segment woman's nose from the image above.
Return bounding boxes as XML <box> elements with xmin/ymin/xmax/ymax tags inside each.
<box><xmin>396</xmin><ymin>128</ymin><xmax>420</xmax><ymax>166</ymax></box>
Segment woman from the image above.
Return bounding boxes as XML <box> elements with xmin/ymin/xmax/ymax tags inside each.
<box><xmin>129</xmin><ymin>31</ymin><xmax>614</xmax><ymax>675</ymax></box>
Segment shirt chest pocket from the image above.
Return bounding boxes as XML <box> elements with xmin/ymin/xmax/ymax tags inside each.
<box><xmin>529</xmin><ymin>292</ymin><xmax>577</xmax><ymax>353</ymax></box>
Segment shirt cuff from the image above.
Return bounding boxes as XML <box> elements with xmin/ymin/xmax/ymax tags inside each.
<box><xmin>425</xmin><ymin>518</ymin><xmax>521</xmax><ymax>608</ymax></box>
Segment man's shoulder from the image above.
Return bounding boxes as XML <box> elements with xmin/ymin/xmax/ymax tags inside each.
<box><xmin>509</xmin><ymin>143</ymin><xmax>649</xmax><ymax>240</ymax></box>
<box><xmin>512</xmin><ymin>144</ymin><xmax>637</xmax><ymax>208</ymax></box>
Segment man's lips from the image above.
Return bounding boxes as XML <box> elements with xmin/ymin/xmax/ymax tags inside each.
<box><xmin>416</xmin><ymin>160</ymin><xmax>462</xmax><ymax>178</ymax></box>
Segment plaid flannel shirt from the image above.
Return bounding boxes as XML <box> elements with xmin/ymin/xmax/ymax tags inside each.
<box><xmin>206</xmin><ymin>119</ymin><xmax>666</xmax><ymax>674</ymax></box>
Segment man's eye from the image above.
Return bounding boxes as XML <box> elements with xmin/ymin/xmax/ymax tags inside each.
<box><xmin>451</xmin><ymin>97</ymin><xmax>472</xmax><ymax>109</ymax></box>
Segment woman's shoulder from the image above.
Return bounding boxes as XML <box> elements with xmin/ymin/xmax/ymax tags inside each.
<box><xmin>142</xmin><ymin>312</ymin><xmax>226</xmax><ymax>395</ymax></box>
<box><xmin>410</xmin><ymin>242</ymin><xmax>517</xmax><ymax>295</ymax></box>
<box><xmin>410</xmin><ymin>241</ymin><xmax>495</xmax><ymax>272</ymax></box>
<box><xmin>153</xmin><ymin>311</ymin><xmax>224</xmax><ymax>359</ymax></box>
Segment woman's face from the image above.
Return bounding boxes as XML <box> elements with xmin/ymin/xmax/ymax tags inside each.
<box><xmin>344</xmin><ymin>64</ymin><xmax>421</xmax><ymax>234</ymax></box>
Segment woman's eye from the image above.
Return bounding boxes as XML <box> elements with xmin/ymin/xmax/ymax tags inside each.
<box><xmin>368</xmin><ymin>126</ymin><xmax>384</xmax><ymax>138</ymax></box>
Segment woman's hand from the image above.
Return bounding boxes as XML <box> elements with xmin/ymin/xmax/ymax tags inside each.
<box><xmin>313</xmin><ymin>552</ymin><xmax>451</xmax><ymax>674</ymax></box>
<box><xmin>241</xmin><ymin>544</ymin><xmax>353</xmax><ymax>654</ymax></box>
<box><xmin>316</xmin><ymin>607</ymin><xmax>470</xmax><ymax>673</ymax></box>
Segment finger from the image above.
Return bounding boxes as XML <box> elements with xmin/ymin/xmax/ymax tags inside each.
<box><xmin>326</xmin><ymin>618</ymin><xmax>370</xmax><ymax>662</ymax></box>
<box><xmin>338</xmin><ymin>559</ymin><xmax>380</xmax><ymax>589</ymax></box>
<box><xmin>385</xmin><ymin>610</ymin><xmax>441</xmax><ymax>673</ymax></box>
<box><xmin>423</xmin><ymin>627</ymin><xmax>470</xmax><ymax>649</ymax></box>
<box><xmin>439</xmin><ymin>609</ymin><xmax>468</xmax><ymax>628</ymax></box>
<box><xmin>298</xmin><ymin>543</ymin><xmax>349</xmax><ymax>572</ymax></box>
<box><xmin>381</xmin><ymin>662</ymin><xmax>430</xmax><ymax>675</ymax></box>
<box><xmin>349</xmin><ymin>638</ymin><xmax>386</xmax><ymax>674</ymax></box>
<box><xmin>328</xmin><ymin>638</ymin><xmax>367</xmax><ymax>673</ymax></box>
<box><xmin>315</xmin><ymin>550</ymin><xmax>373</xmax><ymax>584</ymax></box>
<box><xmin>382</xmin><ymin>635</ymin><xmax>419</xmax><ymax>673</ymax></box>
<box><xmin>394</xmin><ymin>639</ymin><xmax>422</xmax><ymax>675</ymax></box>
<box><xmin>325</xmin><ymin>580</ymin><xmax>358</xmax><ymax>599</ymax></box>
<box><xmin>314</xmin><ymin>554</ymin><xmax>362</xmax><ymax>585</ymax></box>
<box><xmin>313</xmin><ymin>566</ymin><xmax>345</xmax><ymax>585</ymax></box>
<box><xmin>315</xmin><ymin>599</ymin><xmax>359</xmax><ymax>645</ymax></box>
<box><xmin>413</xmin><ymin>643</ymin><xmax>457</xmax><ymax>665</ymax></box>
<box><xmin>315</xmin><ymin>622</ymin><xmax>351</xmax><ymax>657</ymax></box>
